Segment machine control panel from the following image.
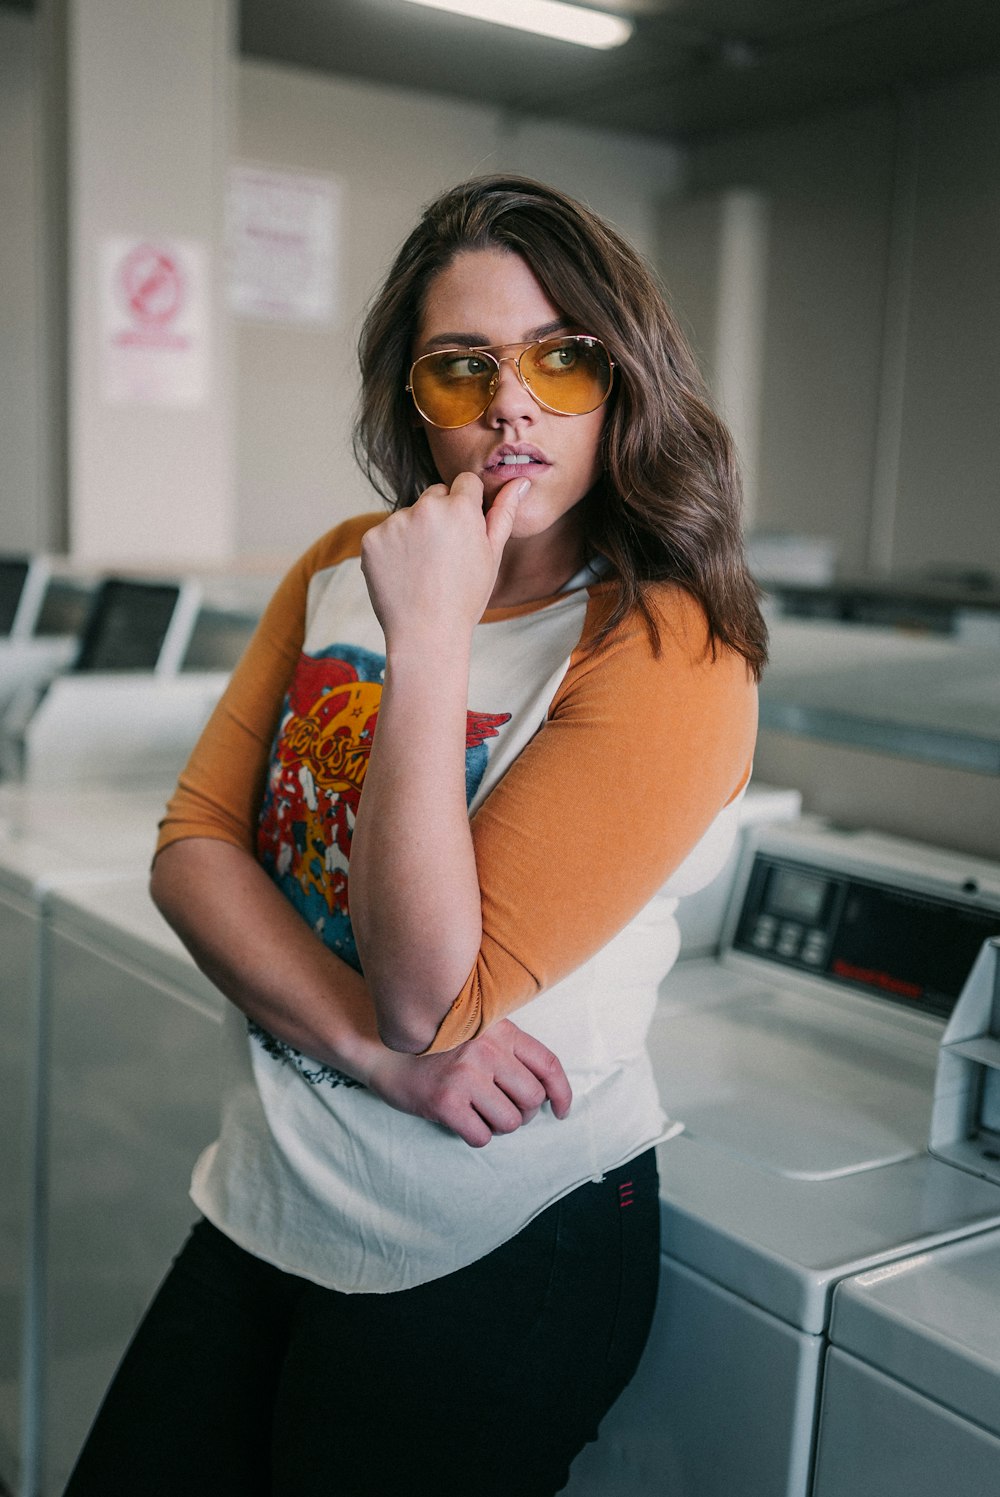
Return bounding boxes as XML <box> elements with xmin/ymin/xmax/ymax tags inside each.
<box><xmin>733</xmin><ymin>852</ymin><xmax>1000</xmax><ymax>1019</ymax></box>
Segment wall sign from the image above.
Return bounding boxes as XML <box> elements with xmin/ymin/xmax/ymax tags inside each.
<box><xmin>101</xmin><ymin>237</ymin><xmax>209</xmax><ymax>407</ymax></box>
<box><xmin>227</xmin><ymin>165</ymin><xmax>341</xmax><ymax>326</ymax></box>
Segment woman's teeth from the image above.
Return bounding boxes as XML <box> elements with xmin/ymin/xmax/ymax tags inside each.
<box><xmin>499</xmin><ymin>454</ymin><xmax>534</xmax><ymax>466</ymax></box>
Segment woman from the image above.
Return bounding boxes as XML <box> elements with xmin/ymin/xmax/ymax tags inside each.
<box><xmin>65</xmin><ymin>175</ymin><xmax>766</xmax><ymax>1495</ymax></box>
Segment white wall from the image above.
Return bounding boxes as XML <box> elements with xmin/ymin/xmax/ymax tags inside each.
<box><xmin>69</xmin><ymin>0</ymin><xmax>235</xmax><ymax>565</ymax></box>
<box><xmin>0</xmin><ymin>10</ymin><xmax>46</xmax><ymax>551</ymax></box>
<box><xmin>679</xmin><ymin>70</ymin><xmax>1000</xmax><ymax>581</ymax></box>
<box><xmin>678</xmin><ymin>97</ymin><xmax>898</xmax><ymax>575</ymax></box>
<box><xmin>893</xmin><ymin>70</ymin><xmax>1000</xmax><ymax>577</ymax></box>
<box><xmin>233</xmin><ymin>61</ymin><xmax>683</xmax><ymax>559</ymax></box>
<box><xmin>8</xmin><ymin>18</ymin><xmax>995</xmax><ymax>580</ymax></box>
<box><xmin>1</xmin><ymin>30</ymin><xmax>682</xmax><ymax>567</ymax></box>
<box><xmin>658</xmin><ymin>189</ymin><xmax>769</xmax><ymax>528</ymax></box>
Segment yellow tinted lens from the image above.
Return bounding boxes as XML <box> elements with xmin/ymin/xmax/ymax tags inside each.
<box><xmin>410</xmin><ymin>351</ymin><xmax>496</xmax><ymax>427</ymax></box>
<box><xmin>521</xmin><ymin>337</ymin><xmax>612</xmax><ymax>414</ymax></box>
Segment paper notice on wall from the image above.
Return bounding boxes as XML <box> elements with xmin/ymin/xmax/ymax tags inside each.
<box><xmin>227</xmin><ymin>166</ymin><xmax>341</xmax><ymax>325</ymax></box>
<box><xmin>101</xmin><ymin>237</ymin><xmax>210</xmax><ymax>407</ymax></box>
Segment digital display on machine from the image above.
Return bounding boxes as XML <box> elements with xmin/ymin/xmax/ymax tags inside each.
<box><xmin>765</xmin><ymin>867</ymin><xmax>829</xmax><ymax>923</ymax></box>
<box><xmin>734</xmin><ymin>855</ymin><xmax>1000</xmax><ymax>1019</ymax></box>
<box><xmin>181</xmin><ymin>608</ymin><xmax>257</xmax><ymax>671</ymax></box>
<box><xmin>0</xmin><ymin>558</ymin><xmax>30</xmax><ymax>635</ymax></box>
<box><xmin>833</xmin><ymin>885</ymin><xmax>999</xmax><ymax>1017</ymax></box>
<box><xmin>34</xmin><ymin>577</ymin><xmax>94</xmax><ymax>638</ymax></box>
<box><xmin>74</xmin><ymin>579</ymin><xmax>181</xmax><ymax>672</ymax></box>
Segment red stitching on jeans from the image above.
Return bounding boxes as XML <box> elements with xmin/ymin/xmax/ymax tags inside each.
<box><xmin>618</xmin><ymin>1181</ymin><xmax>635</xmax><ymax>1208</ymax></box>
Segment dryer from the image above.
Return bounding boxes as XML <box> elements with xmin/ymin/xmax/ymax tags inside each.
<box><xmin>815</xmin><ymin>1228</ymin><xmax>1000</xmax><ymax>1497</ymax></box>
<box><xmin>0</xmin><ymin>787</ymin><xmax>167</xmax><ymax>1497</ymax></box>
<box><xmin>39</xmin><ymin>874</ymin><xmax>223</xmax><ymax>1495</ymax></box>
<box><xmin>566</xmin><ymin>821</ymin><xmax>1000</xmax><ymax>1496</ymax></box>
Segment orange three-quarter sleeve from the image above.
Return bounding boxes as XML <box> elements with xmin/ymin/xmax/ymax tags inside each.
<box><xmin>424</xmin><ymin>584</ymin><xmax>757</xmax><ymax>1051</ymax></box>
<box><xmin>155</xmin><ymin>517</ymin><xmax>382</xmax><ymax>859</ymax></box>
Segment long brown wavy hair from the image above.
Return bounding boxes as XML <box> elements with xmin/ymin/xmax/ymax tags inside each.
<box><xmin>354</xmin><ymin>174</ymin><xmax>767</xmax><ymax>679</ymax></box>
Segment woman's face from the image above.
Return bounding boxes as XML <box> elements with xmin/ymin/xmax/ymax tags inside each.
<box><xmin>412</xmin><ymin>248</ymin><xmax>606</xmax><ymax>546</ymax></box>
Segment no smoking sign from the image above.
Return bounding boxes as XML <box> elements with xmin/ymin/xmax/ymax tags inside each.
<box><xmin>120</xmin><ymin>243</ymin><xmax>186</xmax><ymax>328</ymax></box>
<box><xmin>101</xmin><ymin>236</ymin><xmax>208</xmax><ymax>406</ymax></box>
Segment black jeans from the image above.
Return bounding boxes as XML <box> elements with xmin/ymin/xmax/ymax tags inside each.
<box><xmin>64</xmin><ymin>1150</ymin><xmax>660</xmax><ymax>1497</ymax></box>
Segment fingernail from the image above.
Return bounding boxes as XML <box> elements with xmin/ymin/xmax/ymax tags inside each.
<box><xmin>517</xmin><ymin>479</ymin><xmax>531</xmax><ymax>498</ymax></box>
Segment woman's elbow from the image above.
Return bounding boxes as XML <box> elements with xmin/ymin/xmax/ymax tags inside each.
<box><xmin>149</xmin><ymin>851</ymin><xmax>173</xmax><ymax>916</ymax></box>
<box><xmin>374</xmin><ymin>999</ymin><xmax>441</xmax><ymax>1055</ymax></box>
<box><xmin>370</xmin><ymin>974</ymin><xmax>452</xmax><ymax>1054</ymax></box>
<box><xmin>149</xmin><ymin>839</ymin><xmax>211</xmax><ymax>925</ymax></box>
<box><xmin>362</xmin><ymin>948</ymin><xmax>474</xmax><ymax>1055</ymax></box>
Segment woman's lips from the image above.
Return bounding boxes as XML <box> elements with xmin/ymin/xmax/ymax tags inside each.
<box><xmin>483</xmin><ymin>446</ymin><xmax>551</xmax><ymax>481</ymax></box>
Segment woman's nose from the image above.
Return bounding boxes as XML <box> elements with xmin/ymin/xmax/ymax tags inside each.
<box><xmin>486</xmin><ymin>356</ymin><xmax>537</xmax><ymax>426</ymax></box>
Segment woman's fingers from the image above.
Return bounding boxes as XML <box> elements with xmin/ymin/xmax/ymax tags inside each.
<box><xmin>442</xmin><ymin>1104</ymin><xmax>497</xmax><ymax>1150</ymax></box>
<box><xmin>484</xmin><ymin>475</ymin><xmax>528</xmax><ymax>556</ymax></box>
<box><xmin>459</xmin><ymin>1022</ymin><xmax>572</xmax><ymax>1139</ymax></box>
<box><xmin>366</xmin><ymin>1021</ymin><xmax>570</xmax><ymax>1146</ymax></box>
<box><xmin>503</xmin><ymin>1022</ymin><xmax>573</xmax><ymax>1120</ymax></box>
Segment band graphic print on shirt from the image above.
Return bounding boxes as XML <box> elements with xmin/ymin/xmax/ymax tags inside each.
<box><xmin>252</xmin><ymin>643</ymin><xmax>510</xmax><ymax>1086</ymax></box>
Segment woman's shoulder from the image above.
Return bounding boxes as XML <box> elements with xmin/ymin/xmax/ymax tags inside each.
<box><xmin>581</xmin><ymin>577</ymin><xmax>721</xmax><ymax>666</ymax></box>
<box><xmin>295</xmin><ymin>510</ymin><xmax>388</xmax><ymax>579</ymax></box>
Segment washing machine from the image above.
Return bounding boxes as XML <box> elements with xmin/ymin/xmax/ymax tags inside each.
<box><xmin>0</xmin><ymin>785</ymin><xmax>171</xmax><ymax>1497</ymax></box>
<box><xmin>38</xmin><ymin>873</ymin><xmax>223</xmax><ymax>1494</ymax></box>
<box><xmin>0</xmin><ymin>574</ymin><xmax>227</xmax><ymax>786</ymax></box>
<box><xmin>0</xmin><ymin>561</ymin><xmax>93</xmax><ymax>724</ymax></box>
<box><xmin>566</xmin><ymin>821</ymin><xmax>1000</xmax><ymax>1496</ymax></box>
<box><xmin>814</xmin><ymin>1227</ymin><xmax>1000</xmax><ymax>1496</ymax></box>
<box><xmin>673</xmin><ymin>781</ymin><xmax>802</xmax><ymax>959</ymax></box>
<box><xmin>0</xmin><ymin>571</ymin><xmax>270</xmax><ymax>1493</ymax></box>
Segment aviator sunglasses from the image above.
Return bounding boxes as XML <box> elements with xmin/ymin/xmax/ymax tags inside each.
<box><xmin>406</xmin><ymin>335</ymin><xmax>615</xmax><ymax>429</ymax></box>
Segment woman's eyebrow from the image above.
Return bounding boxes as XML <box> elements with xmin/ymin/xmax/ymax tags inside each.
<box><xmin>420</xmin><ymin>318</ymin><xmax>573</xmax><ymax>351</ymax></box>
<box><xmin>422</xmin><ymin>332</ymin><xmax>491</xmax><ymax>350</ymax></box>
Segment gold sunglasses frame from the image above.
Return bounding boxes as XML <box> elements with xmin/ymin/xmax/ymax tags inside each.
<box><xmin>406</xmin><ymin>335</ymin><xmax>615</xmax><ymax>428</ymax></box>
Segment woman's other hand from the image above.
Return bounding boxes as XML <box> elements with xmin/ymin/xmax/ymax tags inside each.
<box><xmin>366</xmin><ymin>1018</ymin><xmax>571</xmax><ymax>1148</ymax></box>
<box><xmin>359</xmin><ymin>472</ymin><xmax>525</xmax><ymax>646</ymax></box>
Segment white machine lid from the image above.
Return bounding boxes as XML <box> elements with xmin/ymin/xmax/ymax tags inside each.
<box><xmin>654</xmin><ymin>822</ymin><xmax>1000</xmax><ymax>1178</ymax></box>
<box><xmin>652</xmin><ymin>822</ymin><xmax>1000</xmax><ymax>1332</ymax></box>
<box><xmin>0</xmin><ymin>785</ymin><xmax>166</xmax><ymax>898</ymax></box>
<box><xmin>650</xmin><ymin>967</ymin><xmax>941</xmax><ymax>1178</ymax></box>
<box><xmin>657</xmin><ymin>1133</ymin><xmax>1000</xmax><ymax>1334</ymax></box>
<box><xmin>829</xmin><ymin>1229</ymin><xmax>1000</xmax><ymax>1436</ymax></box>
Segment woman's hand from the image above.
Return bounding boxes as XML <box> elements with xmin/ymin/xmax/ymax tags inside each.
<box><xmin>366</xmin><ymin>1019</ymin><xmax>572</xmax><ymax>1148</ymax></box>
<box><xmin>360</xmin><ymin>472</ymin><xmax>526</xmax><ymax>647</ymax></box>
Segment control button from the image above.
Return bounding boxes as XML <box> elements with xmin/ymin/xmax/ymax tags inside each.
<box><xmin>776</xmin><ymin>921</ymin><xmax>802</xmax><ymax>956</ymax></box>
<box><xmin>751</xmin><ymin>916</ymin><xmax>776</xmax><ymax>948</ymax></box>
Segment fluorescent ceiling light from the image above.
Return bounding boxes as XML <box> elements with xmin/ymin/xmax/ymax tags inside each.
<box><xmin>400</xmin><ymin>0</ymin><xmax>634</xmax><ymax>51</ymax></box>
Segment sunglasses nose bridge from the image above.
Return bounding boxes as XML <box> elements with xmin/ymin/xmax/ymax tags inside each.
<box><xmin>479</xmin><ymin>351</ymin><xmax>540</xmax><ymax>422</ymax></box>
<box><xmin>491</xmin><ymin>349</ymin><xmax>533</xmax><ymax>400</ymax></box>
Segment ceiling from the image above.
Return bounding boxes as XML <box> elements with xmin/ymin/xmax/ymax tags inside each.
<box><xmin>4</xmin><ymin>0</ymin><xmax>997</xmax><ymax>142</ymax></box>
<box><xmin>237</xmin><ymin>0</ymin><xmax>1000</xmax><ymax>142</ymax></box>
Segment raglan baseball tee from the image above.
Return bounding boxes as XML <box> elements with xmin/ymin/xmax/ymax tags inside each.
<box><xmin>156</xmin><ymin>512</ymin><xmax>758</xmax><ymax>1292</ymax></box>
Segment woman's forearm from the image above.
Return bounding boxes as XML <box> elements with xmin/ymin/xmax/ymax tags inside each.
<box><xmin>348</xmin><ymin>634</ymin><xmax>483</xmax><ymax>1054</ymax></box>
<box><xmin>150</xmin><ymin>836</ymin><xmax>571</xmax><ymax>1147</ymax></box>
<box><xmin>349</xmin><ymin>480</ymin><xmax>523</xmax><ymax>1054</ymax></box>
<box><xmin>150</xmin><ymin>838</ymin><xmax>384</xmax><ymax>1083</ymax></box>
